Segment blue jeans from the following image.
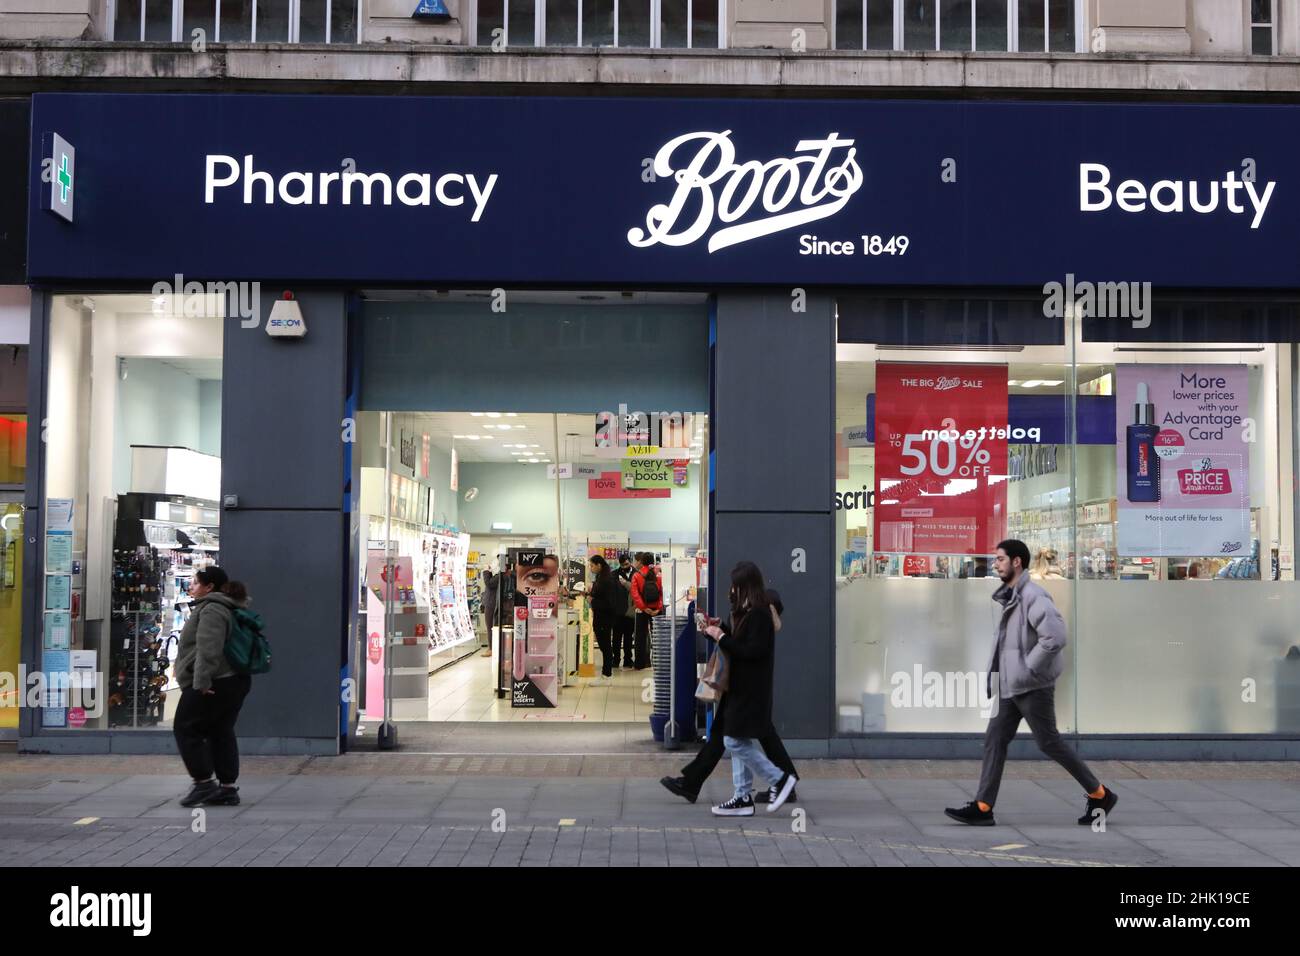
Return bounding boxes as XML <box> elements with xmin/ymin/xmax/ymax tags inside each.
<box><xmin>724</xmin><ymin>735</ymin><xmax>784</xmax><ymax>799</ymax></box>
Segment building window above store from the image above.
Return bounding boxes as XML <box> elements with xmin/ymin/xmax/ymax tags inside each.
<box><xmin>111</xmin><ymin>0</ymin><xmax>363</xmax><ymax>44</ymax></box>
<box><xmin>835</xmin><ymin>0</ymin><xmax>1078</xmax><ymax>52</ymax></box>
<box><xmin>1251</xmin><ymin>0</ymin><xmax>1277</xmax><ymax>54</ymax></box>
<box><xmin>474</xmin><ymin>0</ymin><xmax>725</xmax><ymax>48</ymax></box>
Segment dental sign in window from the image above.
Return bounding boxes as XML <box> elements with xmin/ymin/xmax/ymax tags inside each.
<box><xmin>28</xmin><ymin>95</ymin><xmax>1300</xmax><ymax>287</ymax></box>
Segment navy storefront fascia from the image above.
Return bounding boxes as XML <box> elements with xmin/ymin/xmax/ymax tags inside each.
<box><xmin>20</xmin><ymin>93</ymin><xmax>1300</xmax><ymax>757</ymax></box>
<box><xmin>23</xmin><ymin>92</ymin><xmax>1300</xmax><ymax>290</ymax></box>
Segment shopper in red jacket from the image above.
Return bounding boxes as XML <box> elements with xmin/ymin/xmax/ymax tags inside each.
<box><xmin>629</xmin><ymin>553</ymin><xmax>663</xmax><ymax>670</ymax></box>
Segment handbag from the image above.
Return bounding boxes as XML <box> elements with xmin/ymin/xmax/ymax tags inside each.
<box><xmin>693</xmin><ymin>645</ymin><xmax>729</xmax><ymax>703</ymax></box>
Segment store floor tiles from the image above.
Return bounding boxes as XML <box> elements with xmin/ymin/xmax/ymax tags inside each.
<box><xmin>420</xmin><ymin>654</ymin><xmax>656</xmax><ymax>723</ymax></box>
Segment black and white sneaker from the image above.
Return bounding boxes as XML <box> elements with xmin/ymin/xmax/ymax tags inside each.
<box><xmin>757</xmin><ymin>783</ymin><xmax>798</xmax><ymax>805</ymax></box>
<box><xmin>766</xmin><ymin>774</ymin><xmax>799</xmax><ymax>813</ymax></box>
<box><xmin>711</xmin><ymin>794</ymin><xmax>755</xmax><ymax>817</ymax></box>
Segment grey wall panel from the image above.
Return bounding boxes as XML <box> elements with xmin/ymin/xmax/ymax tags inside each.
<box><xmin>713</xmin><ymin>512</ymin><xmax>833</xmax><ymax>741</ymax></box>
<box><xmin>713</xmin><ymin>293</ymin><xmax>834</xmax><ymax>514</ymax></box>
<box><xmin>218</xmin><ymin>508</ymin><xmax>343</xmax><ymax>741</ymax></box>
<box><xmin>221</xmin><ymin>291</ymin><xmax>347</xmax><ymax>510</ymax></box>
<box><xmin>360</xmin><ymin>302</ymin><xmax>709</xmax><ymax>413</ymax></box>
<box><xmin>0</xmin><ymin>345</ymin><xmax>26</xmax><ymax>408</ymax></box>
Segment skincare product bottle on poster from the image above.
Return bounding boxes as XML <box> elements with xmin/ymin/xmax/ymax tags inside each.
<box><xmin>1127</xmin><ymin>382</ymin><xmax>1160</xmax><ymax>503</ymax></box>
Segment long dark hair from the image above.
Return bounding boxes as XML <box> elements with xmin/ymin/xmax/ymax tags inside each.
<box><xmin>728</xmin><ymin>561</ymin><xmax>769</xmax><ymax>626</ymax></box>
<box><xmin>589</xmin><ymin>555</ymin><xmax>611</xmax><ymax>579</ymax></box>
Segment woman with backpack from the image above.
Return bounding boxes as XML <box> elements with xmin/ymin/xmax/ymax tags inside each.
<box><xmin>630</xmin><ymin>552</ymin><xmax>663</xmax><ymax>670</ymax></box>
<box><xmin>173</xmin><ymin>567</ymin><xmax>253</xmax><ymax>807</ymax></box>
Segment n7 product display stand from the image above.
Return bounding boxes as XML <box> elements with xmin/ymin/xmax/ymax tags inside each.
<box><xmin>512</xmin><ymin>595</ymin><xmax>558</xmax><ymax>708</ymax></box>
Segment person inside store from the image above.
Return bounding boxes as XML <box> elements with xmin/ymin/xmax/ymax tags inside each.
<box><xmin>695</xmin><ymin>562</ymin><xmax>798</xmax><ymax>817</ymax></box>
<box><xmin>173</xmin><ymin>567</ymin><xmax>253</xmax><ymax>808</ymax></box>
<box><xmin>945</xmin><ymin>539</ymin><xmax>1117</xmax><ymax>828</ymax></box>
<box><xmin>630</xmin><ymin>552</ymin><xmax>663</xmax><ymax>670</ymax></box>
<box><xmin>584</xmin><ymin>555</ymin><xmax>625</xmax><ymax>687</ymax></box>
<box><xmin>481</xmin><ymin>566</ymin><xmax>499</xmax><ymax>656</ymax></box>
<box><xmin>1029</xmin><ymin>548</ymin><xmax>1065</xmax><ymax>581</ymax></box>
<box><xmin>660</xmin><ymin>587</ymin><xmax>798</xmax><ymax>807</ymax></box>
<box><xmin>615</xmin><ymin>553</ymin><xmax>636</xmax><ymax>668</ymax></box>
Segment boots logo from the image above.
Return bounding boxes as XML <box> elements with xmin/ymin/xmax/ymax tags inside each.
<box><xmin>628</xmin><ymin>131</ymin><xmax>863</xmax><ymax>253</ymax></box>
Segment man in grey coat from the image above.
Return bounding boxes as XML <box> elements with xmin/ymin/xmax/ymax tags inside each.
<box><xmin>945</xmin><ymin>539</ymin><xmax>1117</xmax><ymax>827</ymax></box>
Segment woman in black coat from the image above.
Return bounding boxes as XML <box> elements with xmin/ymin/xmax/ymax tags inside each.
<box><xmin>585</xmin><ymin>555</ymin><xmax>620</xmax><ymax>684</ymax></box>
<box><xmin>660</xmin><ymin>587</ymin><xmax>797</xmax><ymax>805</ymax></box>
<box><xmin>700</xmin><ymin>562</ymin><xmax>798</xmax><ymax>817</ymax></box>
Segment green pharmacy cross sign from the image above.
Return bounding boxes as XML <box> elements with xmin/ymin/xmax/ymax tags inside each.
<box><xmin>44</xmin><ymin>132</ymin><xmax>75</xmax><ymax>223</ymax></box>
<box><xmin>57</xmin><ymin>154</ymin><xmax>72</xmax><ymax>202</ymax></box>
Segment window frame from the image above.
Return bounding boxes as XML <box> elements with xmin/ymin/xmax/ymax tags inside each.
<box><xmin>486</xmin><ymin>0</ymin><xmax>728</xmax><ymax>48</ymax></box>
<box><xmin>108</xmin><ymin>0</ymin><xmax>366</xmax><ymax>43</ymax></box>
<box><xmin>832</xmin><ymin>0</ymin><xmax>1081</xmax><ymax>53</ymax></box>
<box><xmin>1250</xmin><ymin>0</ymin><xmax>1278</xmax><ymax>56</ymax></box>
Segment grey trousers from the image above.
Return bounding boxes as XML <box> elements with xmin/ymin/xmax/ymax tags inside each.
<box><xmin>975</xmin><ymin>685</ymin><xmax>1099</xmax><ymax>807</ymax></box>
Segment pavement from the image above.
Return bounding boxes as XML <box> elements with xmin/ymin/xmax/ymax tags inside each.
<box><xmin>3</xmin><ymin>748</ymin><xmax>1300</xmax><ymax>867</ymax></box>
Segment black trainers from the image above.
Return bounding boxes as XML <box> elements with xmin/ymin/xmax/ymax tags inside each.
<box><xmin>180</xmin><ymin>779</ymin><xmax>221</xmax><ymax>807</ymax></box>
<box><xmin>766</xmin><ymin>774</ymin><xmax>799</xmax><ymax>813</ymax></box>
<box><xmin>711</xmin><ymin>794</ymin><xmax>755</xmax><ymax>817</ymax></box>
<box><xmin>203</xmin><ymin>785</ymin><xmax>241</xmax><ymax>806</ymax></box>
<box><xmin>659</xmin><ymin>776</ymin><xmax>699</xmax><ymax>805</ymax></box>
<box><xmin>944</xmin><ymin>800</ymin><xmax>996</xmax><ymax>826</ymax></box>
<box><xmin>755</xmin><ymin>784</ymin><xmax>799</xmax><ymax>804</ymax></box>
<box><xmin>1078</xmin><ymin>786</ymin><xmax>1118</xmax><ymax>826</ymax></box>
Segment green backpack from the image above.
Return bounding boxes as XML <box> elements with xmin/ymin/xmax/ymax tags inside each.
<box><xmin>224</xmin><ymin>607</ymin><xmax>272</xmax><ymax>675</ymax></box>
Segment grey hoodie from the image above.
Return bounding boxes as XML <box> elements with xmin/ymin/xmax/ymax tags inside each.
<box><xmin>175</xmin><ymin>592</ymin><xmax>242</xmax><ymax>691</ymax></box>
<box><xmin>987</xmin><ymin>573</ymin><xmax>1067</xmax><ymax>699</ymax></box>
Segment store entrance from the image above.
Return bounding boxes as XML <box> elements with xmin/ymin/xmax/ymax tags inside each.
<box><xmin>351</xmin><ymin>292</ymin><xmax>710</xmax><ymax>741</ymax></box>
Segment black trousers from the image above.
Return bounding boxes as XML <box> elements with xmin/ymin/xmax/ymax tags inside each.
<box><xmin>592</xmin><ymin>612</ymin><xmax>614</xmax><ymax>677</ymax></box>
<box><xmin>173</xmin><ymin>674</ymin><xmax>252</xmax><ymax>785</ymax></box>
<box><xmin>975</xmin><ymin>685</ymin><xmax>1100</xmax><ymax>806</ymax></box>
<box><xmin>679</xmin><ymin>709</ymin><xmax>797</xmax><ymax>794</ymax></box>
<box><xmin>613</xmin><ymin>615</ymin><xmax>634</xmax><ymax>665</ymax></box>
<box><xmin>633</xmin><ymin>611</ymin><xmax>653</xmax><ymax>669</ymax></box>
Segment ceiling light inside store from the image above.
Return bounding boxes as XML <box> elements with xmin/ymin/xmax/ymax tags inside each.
<box><xmin>527</xmin><ymin>458</ymin><xmax>539</xmax><ymax>463</ymax></box>
<box><xmin>505</xmin><ymin>413</ymin><xmax>518</xmax><ymax>417</ymax></box>
<box><xmin>470</xmin><ymin>412</ymin><xmax>484</xmax><ymax>417</ymax></box>
<box><xmin>1017</xmin><ymin>380</ymin><xmax>1064</xmax><ymax>388</ymax></box>
<box><xmin>486</xmin><ymin>412</ymin><xmax>502</xmax><ymax>418</ymax></box>
<box><xmin>465</xmin><ymin>435</ymin><xmax>480</xmax><ymax>440</ymax></box>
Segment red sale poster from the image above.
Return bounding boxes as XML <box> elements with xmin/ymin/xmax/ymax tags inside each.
<box><xmin>874</xmin><ymin>363</ymin><xmax>1009</xmax><ymax>556</ymax></box>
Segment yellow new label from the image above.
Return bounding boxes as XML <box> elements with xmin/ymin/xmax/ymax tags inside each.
<box><xmin>624</xmin><ymin>444</ymin><xmax>659</xmax><ymax>457</ymax></box>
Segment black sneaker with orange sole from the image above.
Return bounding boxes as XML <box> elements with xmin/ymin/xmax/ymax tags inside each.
<box><xmin>944</xmin><ymin>801</ymin><xmax>996</xmax><ymax>826</ymax></box>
